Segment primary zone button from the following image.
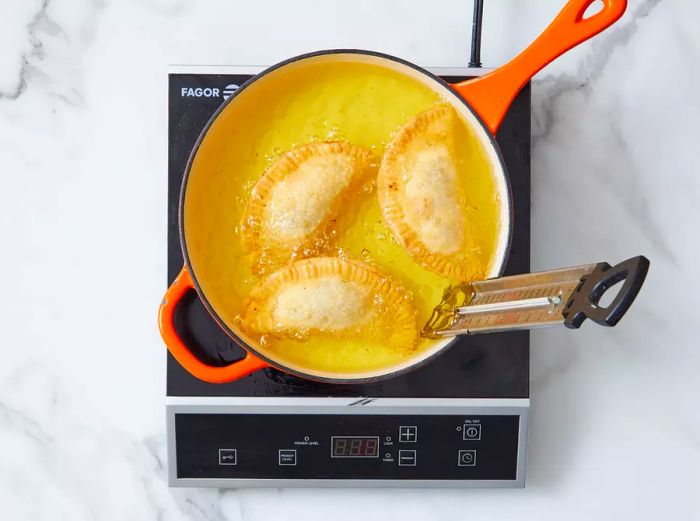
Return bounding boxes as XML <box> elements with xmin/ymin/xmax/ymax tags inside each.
<box><xmin>279</xmin><ymin>449</ymin><xmax>297</xmax><ymax>466</ymax></box>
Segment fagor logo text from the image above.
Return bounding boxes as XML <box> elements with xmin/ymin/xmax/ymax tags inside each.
<box><xmin>181</xmin><ymin>87</ymin><xmax>220</xmax><ymax>98</ymax></box>
<box><xmin>180</xmin><ymin>84</ymin><xmax>239</xmax><ymax>99</ymax></box>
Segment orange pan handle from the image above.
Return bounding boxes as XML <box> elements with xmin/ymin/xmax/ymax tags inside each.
<box><xmin>158</xmin><ymin>266</ymin><xmax>270</xmax><ymax>383</ymax></box>
<box><xmin>453</xmin><ymin>0</ymin><xmax>627</xmax><ymax>135</ymax></box>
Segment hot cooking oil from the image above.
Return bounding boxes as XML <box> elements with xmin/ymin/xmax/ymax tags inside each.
<box><xmin>183</xmin><ymin>58</ymin><xmax>500</xmax><ymax>376</ymax></box>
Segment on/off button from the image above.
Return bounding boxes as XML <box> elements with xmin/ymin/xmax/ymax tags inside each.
<box><xmin>463</xmin><ymin>424</ymin><xmax>481</xmax><ymax>440</ymax></box>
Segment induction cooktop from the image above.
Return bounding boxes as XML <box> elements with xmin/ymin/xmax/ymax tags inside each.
<box><xmin>166</xmin><ymin>65</ymin><xmax>531</xmax><ymax>487</ymax></box>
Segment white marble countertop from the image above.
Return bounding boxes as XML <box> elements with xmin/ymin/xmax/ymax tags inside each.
<box><xmin>1</xmin><ymin>0</ymin><xmax>699</xmax><ymax>519</ymax></box>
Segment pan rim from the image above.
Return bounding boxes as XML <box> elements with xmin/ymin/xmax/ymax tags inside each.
<box><xmin>177</xmin><ymin>48</ymin><xmax>514</xmax><ymax>384</ymax></box>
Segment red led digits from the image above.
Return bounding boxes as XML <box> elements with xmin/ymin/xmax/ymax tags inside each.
<box><xmin>331</xmin><ymin>437</ymin><xmax>380</xmax><ymax>458</ymax></box>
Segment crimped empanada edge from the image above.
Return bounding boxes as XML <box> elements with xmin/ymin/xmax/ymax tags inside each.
<box><xmin>378</xmin><ymin>104</ymin><xmax>472</xmax><ymax>281</ymax></box>
<box><xmin>240</xmin><ymin>141</ymin><xmax>375</xmax><ymax>267</ymax></box>
<box><xmin>241</xmin><ymin>257</ymin><xmax>417</xmax><ymax>344</ymax></box>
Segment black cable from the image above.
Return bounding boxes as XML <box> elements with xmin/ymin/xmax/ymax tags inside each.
<box><xmin>469</xmin><ymin>0</ymin><xmax>484</xmax><ymax>68</ymax></box>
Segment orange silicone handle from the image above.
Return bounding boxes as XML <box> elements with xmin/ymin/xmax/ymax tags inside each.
<box><xmin>158</xmin><ymin>266</ymin><xmax>270</xmax><ymax>383</ymax></box>
<box><xmin>453</xmin><ymin>0</ymin><xmax>627</xmax><ymax>135</ymax></box>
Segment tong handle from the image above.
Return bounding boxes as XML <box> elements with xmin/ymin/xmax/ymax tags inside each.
<box><xmin>563</xmin><ymin>255</ymin><xmax>650</xmax><ymax>329</ymax></box>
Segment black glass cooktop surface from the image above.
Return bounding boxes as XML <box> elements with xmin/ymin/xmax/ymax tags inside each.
<box><xmin>166</xmin><ymin>71</ymin><xmax>530</xmax><ymax>398</ymax></box>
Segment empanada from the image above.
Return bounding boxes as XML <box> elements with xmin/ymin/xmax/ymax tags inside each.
<box><xmin>378</xmin><ymin>104</ymin><xmax>472</xmax><ymax>280</ymax></box>
<box><xmin>241</xmin><ymin>257</ymin><xmax>417</xmax><ymax>349</ymax></box>
<box><xmin>240</xmin><ymin>142</ymin><xmax>374</xmax><ymax>274</ymax></box>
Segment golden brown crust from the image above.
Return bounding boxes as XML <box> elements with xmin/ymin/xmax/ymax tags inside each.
<box><xmin>240</xmin><ymin>142</ymin><xmax>375</xmax><ymax>275</ymax></box>
<box><xmin>378</xmin><ymin>104</ymin><xmax>473</xmax><ymax>281</ymax></box>
<box><xmin>241</xmin><ymin>257</ymin><xmax>417</xmax><ymax>349</ymax></box>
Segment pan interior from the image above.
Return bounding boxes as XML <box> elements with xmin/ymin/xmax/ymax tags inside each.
<box><xmin>182</xmin><ymin>52</ymin><xmax>510</xmax><ymax>380</ymax></box>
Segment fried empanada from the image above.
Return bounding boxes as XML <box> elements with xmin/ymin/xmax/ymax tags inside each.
<box><xmin>240</xmin><ymin>142</ymin><xmax>374</xmax><ymax>274</ymax></box>
<box><xmin>241</xmin><ymin>257</ymin><xmax>417</xmax><ymax>349</ymax></box>
<box><xmin>378</xmin><ymin>104</ymin><xmax>473</xmax><ymax>280</ymax></box>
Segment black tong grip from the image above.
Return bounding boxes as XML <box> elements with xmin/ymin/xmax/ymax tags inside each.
<box><xmin>563</xmin><ymin>256</ymin><xmax>650</xmax><ymax>329</ymax></box>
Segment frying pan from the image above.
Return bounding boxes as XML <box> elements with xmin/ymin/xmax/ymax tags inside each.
<box><xmin>159</xmin><ymin>0</ymin><xmax>629</xmax><ymax>384</ymax></box>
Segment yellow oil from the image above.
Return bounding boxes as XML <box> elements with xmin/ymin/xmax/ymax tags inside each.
<box><xmin>184</xmin><ymin>58</ymin><xmax>500</xmax><ymax>376</ymax></box>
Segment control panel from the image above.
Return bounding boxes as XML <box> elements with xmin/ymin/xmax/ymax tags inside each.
<box><xmin>173</xmin><ymin>413</ymin><xmax>521</xmax><ymax>481</ymax></box>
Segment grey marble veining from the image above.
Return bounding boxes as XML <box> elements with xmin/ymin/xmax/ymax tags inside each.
<box><xmin>1</xmin><ymin>1</ymin><xmax>698</xmax><ymax>519</ymax></box>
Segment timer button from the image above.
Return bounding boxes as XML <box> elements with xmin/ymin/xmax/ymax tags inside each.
<box><xmin>398</xmin><ymin>450</ymin><xmax>417</xmax><ymax>466</ymax></box>
<box><xmin>463</xmin><ymin>424</ymin><xmax>481</xmax><ymax>440</ymax></box>
<box><xmin>458</xmin><ymin>449</ymin><xmax>477</xmax><ymax>467</ymax></box>
<box><xmin>218</xmin><ymin>449</ymin><xmax>237</xmax><ymax>466</ymax></box>
<box><xmin>399</xmin><ymin>426</ymin><xmax>418</xmax><ymax>443</ymax></box>
<box><xmin>278</xmin><ymin>449</ymin><xmax>297</xmax><ymax>466</ymax></box>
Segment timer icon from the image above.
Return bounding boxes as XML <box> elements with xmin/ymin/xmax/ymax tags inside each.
<box><xmin>458</xmin><ymin>450</ymin><xmax>477</xmax><ymax>467</ymax></box>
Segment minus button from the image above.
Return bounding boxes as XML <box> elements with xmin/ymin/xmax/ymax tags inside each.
<box><xmin>398</xmin><ymin>450</ymin><xmax>417</xmax><ymax>466</ymax></box>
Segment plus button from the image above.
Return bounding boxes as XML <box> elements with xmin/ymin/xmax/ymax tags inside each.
<box><xmin>399</xmin><ymin>426</ymin><xmax>418</xmax><ymax>443</ymax></box>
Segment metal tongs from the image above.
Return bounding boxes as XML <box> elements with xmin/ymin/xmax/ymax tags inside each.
<box><xmin>422</xmin><ymin>256</ymin><xmax>650</xmax><ymax>338</ymax></box>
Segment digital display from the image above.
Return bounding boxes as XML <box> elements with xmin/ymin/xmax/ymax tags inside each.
<box><xmin>331</xmin><ymin>436</ymin><xmax>379</xmax><ymax>458</ymax></box>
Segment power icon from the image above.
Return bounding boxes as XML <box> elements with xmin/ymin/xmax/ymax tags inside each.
<box><xmin>462</xmin><ymin>424</ymin><xmax>481</xmax><ymax>440</ymax></box>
